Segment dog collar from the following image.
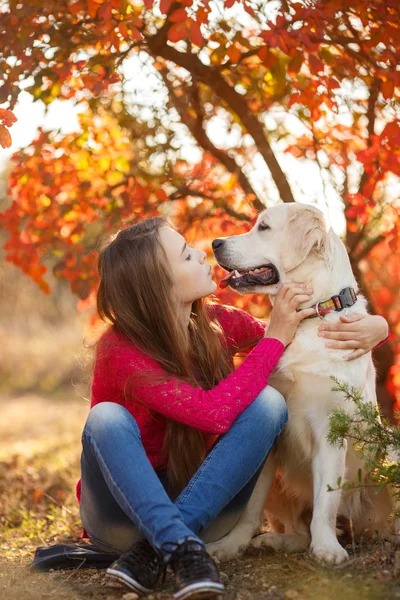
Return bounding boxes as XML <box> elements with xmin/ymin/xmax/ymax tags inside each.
<box><xmin>307</xmin><ymin>287</ymin><xmax>358</xmax><ymax>319</ymax></box>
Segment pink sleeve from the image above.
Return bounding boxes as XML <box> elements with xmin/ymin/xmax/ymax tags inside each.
<box><xmin>111</xmin><ymin>335</ymin><xmax>284</xmax><ymax>435</ymax></box>
<box><xmin>208</xmin><ymin>304</ymin><xmax>267</xmax><ymax>352</ymax></box>
<box><xmin>373</xmin><ymin>329</ymin><xmax>390</xmax><ymax>350</ymax></box>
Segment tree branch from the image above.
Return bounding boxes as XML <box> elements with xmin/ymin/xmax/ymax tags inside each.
<box><xmin>354</xmin><ymin>233</ymin><xmax>385</xmax><ymax>262</ymax></box>
<box><xmin>146</xmin><ymin>31</ymin><xmax>295</xmax><ymax>204</ymax></box>
<box><xmin>159</xmin><ymin>68</ymin><xmax>264</xmax><ymax>211</ymax></box>
<box><xmin>168</xmin><ymin>186</ymin><xmax>251</xmax><ymax>221</ymax></box>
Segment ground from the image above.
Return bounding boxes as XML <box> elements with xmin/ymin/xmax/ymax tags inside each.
<box><xmin>1</xmin><ymin>394</ymin><xmax>400</xmax><ymax>600</ymax></box>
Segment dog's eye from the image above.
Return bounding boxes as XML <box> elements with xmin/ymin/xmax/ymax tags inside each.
<box><xmin>258</xmin><ymin>222</ymin><xmax>270</xmax><ymax>232</ymax></box>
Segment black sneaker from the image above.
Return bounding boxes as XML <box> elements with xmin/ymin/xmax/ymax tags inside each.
<box><xmin>167</xmin><ymin>538</ymin><xmax>225</xmax><ymax>600</ymax></box>
<box><xmin>107</xmin><ymin>538</ymin><xmax>162</xmax><ymax>594</ymax></box>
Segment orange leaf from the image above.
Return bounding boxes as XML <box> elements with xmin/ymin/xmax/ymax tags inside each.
<box><xmin>0</xmin><ymin>124</ymin><xmax>12</xmax><ymax>148</ymax></box>
<box><xmin>68</xmin><ymin>0</ymin><xmax>85</xmax><ymax>14</ymax></box>
<box><xmin>32</xmin><ymin>489</ymin><xmax>44</xmax><ymax>503</ymax></box>
<box><xmin>168</xmin><ymin>22</ymin><xmax>187</xmax><ymax>43</ymax></box>
<box><xmin>189</xmin><ymin>20</ymin><xmax>204</xmax><ymax>46</ymax></box>
<box><xmin>0</xmin><ymin>108</ymin><xmax>17</xmax><ymax>127</ymax></box>
<box><xmin>227</xmin><ymin>45</ymin><xmax>241</xmax><ymax>63</ymax></box>
<box><xmin>169</xmin><ymin>8</ymin><xmax>188</xmax><ymax>23</ymax></box>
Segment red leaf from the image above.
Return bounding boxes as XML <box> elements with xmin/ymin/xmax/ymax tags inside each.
<box><xmin>143</xmin><ymin>0</ymin><xmax>154</xmax><ymax>8</ymax></box>
<box><xmin>287</xmin><ymin>55</ymin><xmax>303</xmax><ymax>75</ymax></box>
<box><xmin>224</xmin><ymin>0</ymin><xmax>236</xmax><ymax>7</ymax></box>
<box><xmin>189</xmin><ymin>21</ymin><xmax>204</xmax><ymax>47</ymax></box>
<box><xmin>243</xmin><ymin>2</ymin><xmax>255</xmax><ymax>16</ymax></box>
<box><xmin>326</xmin><ymin>78</ymin><xmax>340</xmax><ymax>90</ymax></box>
<box><xmin>169</xmin><ymin>8</ymin><xmax>188</xmax><ymax>23</ymax></box>
<box><xmin>98</xmin><ymin>2</ymin><xmax>112</xmax><ymax>21</ymax></box>
<box><xmin>309</xmin><ymin>54</ymin><xmax>324</xmax><ymax>75</ymax></box>
<box><xmin>160</xmin><ymin>0</ymin><xmax>173</xmax><ymax>14</ymax></box>
<box><xmin>168</xmin><ymin>22</ymin><xmax>187</xmax><ymax>43</ymax></box>
<box><xmin>382</xmin><ymin>79</ymin><xmax>395</xmax><ymax>100</ymax></box>
<box><xmin>257</xmin><ymin>46</ymin><xmax>268</xmax><ymax>61</ymax></box>
<box><xmin>118</xmin><ymin>22</ymin><xmax>129</xmax><ymax>39</ymax></box>
<box><xmin>130</xmin><ymin>27</ymin><xmax>143</xmax><ymax>41</ymax></box>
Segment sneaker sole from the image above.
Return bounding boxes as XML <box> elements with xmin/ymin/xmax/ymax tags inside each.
<box><xmin>174</xmin><ymin>581</ymin><xmax>225</xmax><ymax>600</ymax></box>
<box><xmin>107</xmin><ymin>567</ymin><xmax>153</xmax><ymax>594</ymax></box>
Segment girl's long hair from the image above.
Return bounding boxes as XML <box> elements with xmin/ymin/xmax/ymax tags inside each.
<box><xmin>96</xmin><ymin>217</ymin><xmax>234</xmax><ymax>495</ymax></box>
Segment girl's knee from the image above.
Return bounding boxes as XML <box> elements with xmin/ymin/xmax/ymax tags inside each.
<box><xmin>83</xmin><ymin>402</ymin><xmax>140</xmax><ymax>441</ymax></box>
<box><xmin>251</xmin><ymin>386</ymin><xmax>288</xmax><ymax>431</ymax></box>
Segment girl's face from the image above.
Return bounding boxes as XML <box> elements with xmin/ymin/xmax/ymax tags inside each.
<box><xmin>159</xmin><ymin>226</ymin><xmax>217</xmax><ymax>304</ymax></box>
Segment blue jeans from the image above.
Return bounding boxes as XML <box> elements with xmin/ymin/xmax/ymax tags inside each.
<box><xmin>79</xmin><ymin>385</ymin><xmax>287</xmax><ymax>555</ymax></box>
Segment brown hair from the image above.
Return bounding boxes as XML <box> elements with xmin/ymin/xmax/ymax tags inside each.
<box><xmin>97</xmin><ymin>217</ymin><xmax>233</xmax><ymax>495</ymax></box>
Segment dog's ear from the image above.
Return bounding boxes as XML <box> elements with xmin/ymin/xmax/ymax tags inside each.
<box><xmin>281</xmin><ymin>205</ymin><xmax>329</xmax><ymax>272</ymax></box>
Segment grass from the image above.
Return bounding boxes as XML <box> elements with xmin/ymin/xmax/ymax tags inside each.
<box><xmin>1</xmin><ymin>392</ymin><xmax>399</xmax><ymax>600</ymax></box>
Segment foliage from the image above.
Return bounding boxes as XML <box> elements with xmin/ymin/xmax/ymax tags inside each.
<box><xmin>0</xmin><ymin>108</ymin><xmax>17</xmax><ymax>149</ymax></box>
<box><xmin>0</xmin><ymin>0</ymin><xmax>399</xmax><ymax>407</ymax></box>
<box><xmin>328</xmin><ymin>377</ymin><xmax>400</xmax><ymax>518</ymax></box>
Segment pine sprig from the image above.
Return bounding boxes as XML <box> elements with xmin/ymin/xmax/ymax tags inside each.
<box><xmin>328</xmin><ymin>377</ymin><xmax>400</xmax><ymax>518</ymax></box>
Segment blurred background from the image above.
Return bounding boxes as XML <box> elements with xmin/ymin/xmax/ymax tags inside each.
<box><xmin>0</xmin><ymin>1</ymin><xmax>399</xmax><ymax>597</ymax></box>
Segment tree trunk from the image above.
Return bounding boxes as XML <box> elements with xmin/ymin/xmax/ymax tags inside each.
<box><xmin>351</xmin><ymin>259</ymin><xmax>395</xmax><ymax>421</ymax></box>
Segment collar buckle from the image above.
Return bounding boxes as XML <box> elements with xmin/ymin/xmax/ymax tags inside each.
<box><xmin>331</xmin><ymin>287</ymin><xmax>358</xmax><ymax>312</ymax></box>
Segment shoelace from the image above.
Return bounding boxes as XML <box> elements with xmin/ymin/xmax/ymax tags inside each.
<box><xmin>119</xmin><ymin>539</ymin><xmax>161</xmax><ymax>581</ymax></box>
<box><xmin>161</xmin><ymin>538</ymin><xmax>218</xmax><ymax>582</ymax></box>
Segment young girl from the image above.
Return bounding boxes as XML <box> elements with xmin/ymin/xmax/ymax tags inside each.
<box><xmin>77</xmin><ymin>217</ymin><xmax>388</xmax><ymax>600</ymax></box>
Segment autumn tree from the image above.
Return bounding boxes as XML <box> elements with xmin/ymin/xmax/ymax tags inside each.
<box><xmin>0</xmin><ymin>0</ymin><xmax>399</xmax><ymax>414</ymax></box>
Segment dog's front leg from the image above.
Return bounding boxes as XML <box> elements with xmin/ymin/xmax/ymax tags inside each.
<box><xmin>310</xmin><ymin>435</ymin><xmax>349</xmax><ymax>564</ymax></box>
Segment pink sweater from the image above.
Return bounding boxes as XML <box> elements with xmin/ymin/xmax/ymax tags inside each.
<box><xmin>76</xmin><ymin>304</ymin><xmax>284</xmax><ymax>504</ymax></box>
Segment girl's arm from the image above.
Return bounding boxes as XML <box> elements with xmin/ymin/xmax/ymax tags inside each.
<box><xmin>208</xmin><ymin>304</ymin><xmax>267</xmax><ymax>353</ymax></box>
<box><xmin>318</xmin><ymin>314</ymin><xmax>389</xmax><ymax>361</ymax></box>
<box><xmin>107</xmin><ymin>333</ymin><xmax>284</xmax><ymax>435</ymax></box>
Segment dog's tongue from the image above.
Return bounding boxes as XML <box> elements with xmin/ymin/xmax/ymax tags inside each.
<box><xmin>219</xmin><ymin>270</ymin><xmax>235</xmax><ymax>289</ymax></box>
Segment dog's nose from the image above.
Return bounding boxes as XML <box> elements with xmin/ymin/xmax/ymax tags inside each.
<box><xmin>212</xmin><ymin>239</ymin><xmax>225</xmax><ymax>251</ymax></box>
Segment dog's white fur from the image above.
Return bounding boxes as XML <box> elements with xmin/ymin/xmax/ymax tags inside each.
<box><xmin>209</xmin><ymin>203</ymin><xmax>396</xmax><ymax>564</ymax></box>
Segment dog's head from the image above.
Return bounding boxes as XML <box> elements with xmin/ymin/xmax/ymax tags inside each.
<box><xmin>212</xmin><ymin>203</ymin><xmax>332</xmax><ymax>295</ymax></box>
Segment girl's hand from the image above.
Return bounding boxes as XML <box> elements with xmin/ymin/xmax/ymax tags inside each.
<box><xmin>318</xmin><ymin>314</ymin><xmax>389</xmax><ymax>361</ymax></box>
<box><xmin>266</xmin><ymin>282</ymin><xmax>315</xmax><ymax>347</ymax></box>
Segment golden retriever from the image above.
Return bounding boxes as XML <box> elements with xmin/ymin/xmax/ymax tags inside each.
<box><xmin>210</xmin><ymin>203</ymin><xmax>397</xmax><ymax>564</ymax></box>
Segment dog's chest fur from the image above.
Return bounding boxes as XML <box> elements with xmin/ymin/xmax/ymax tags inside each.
<box><xmin>268</xmin><ymin>297</ymin><xmax>374</xmax><ymax>476</ymax></box>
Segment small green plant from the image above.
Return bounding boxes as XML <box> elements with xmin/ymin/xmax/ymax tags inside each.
<box><xmin>327</xmin><ymin>377</ymin><xmax>400</xmax><ymax>518</ymax></box>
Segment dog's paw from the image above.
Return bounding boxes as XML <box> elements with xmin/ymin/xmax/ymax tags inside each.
<box><xmin>206</xmin><ymin>538</ymin><xmax>248</xmax><ymax>562</ymax></box>
<box><xmin>310</xmin><ymin>540</ymin><xmax>349</xmax><ymax>564</ymax></box>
